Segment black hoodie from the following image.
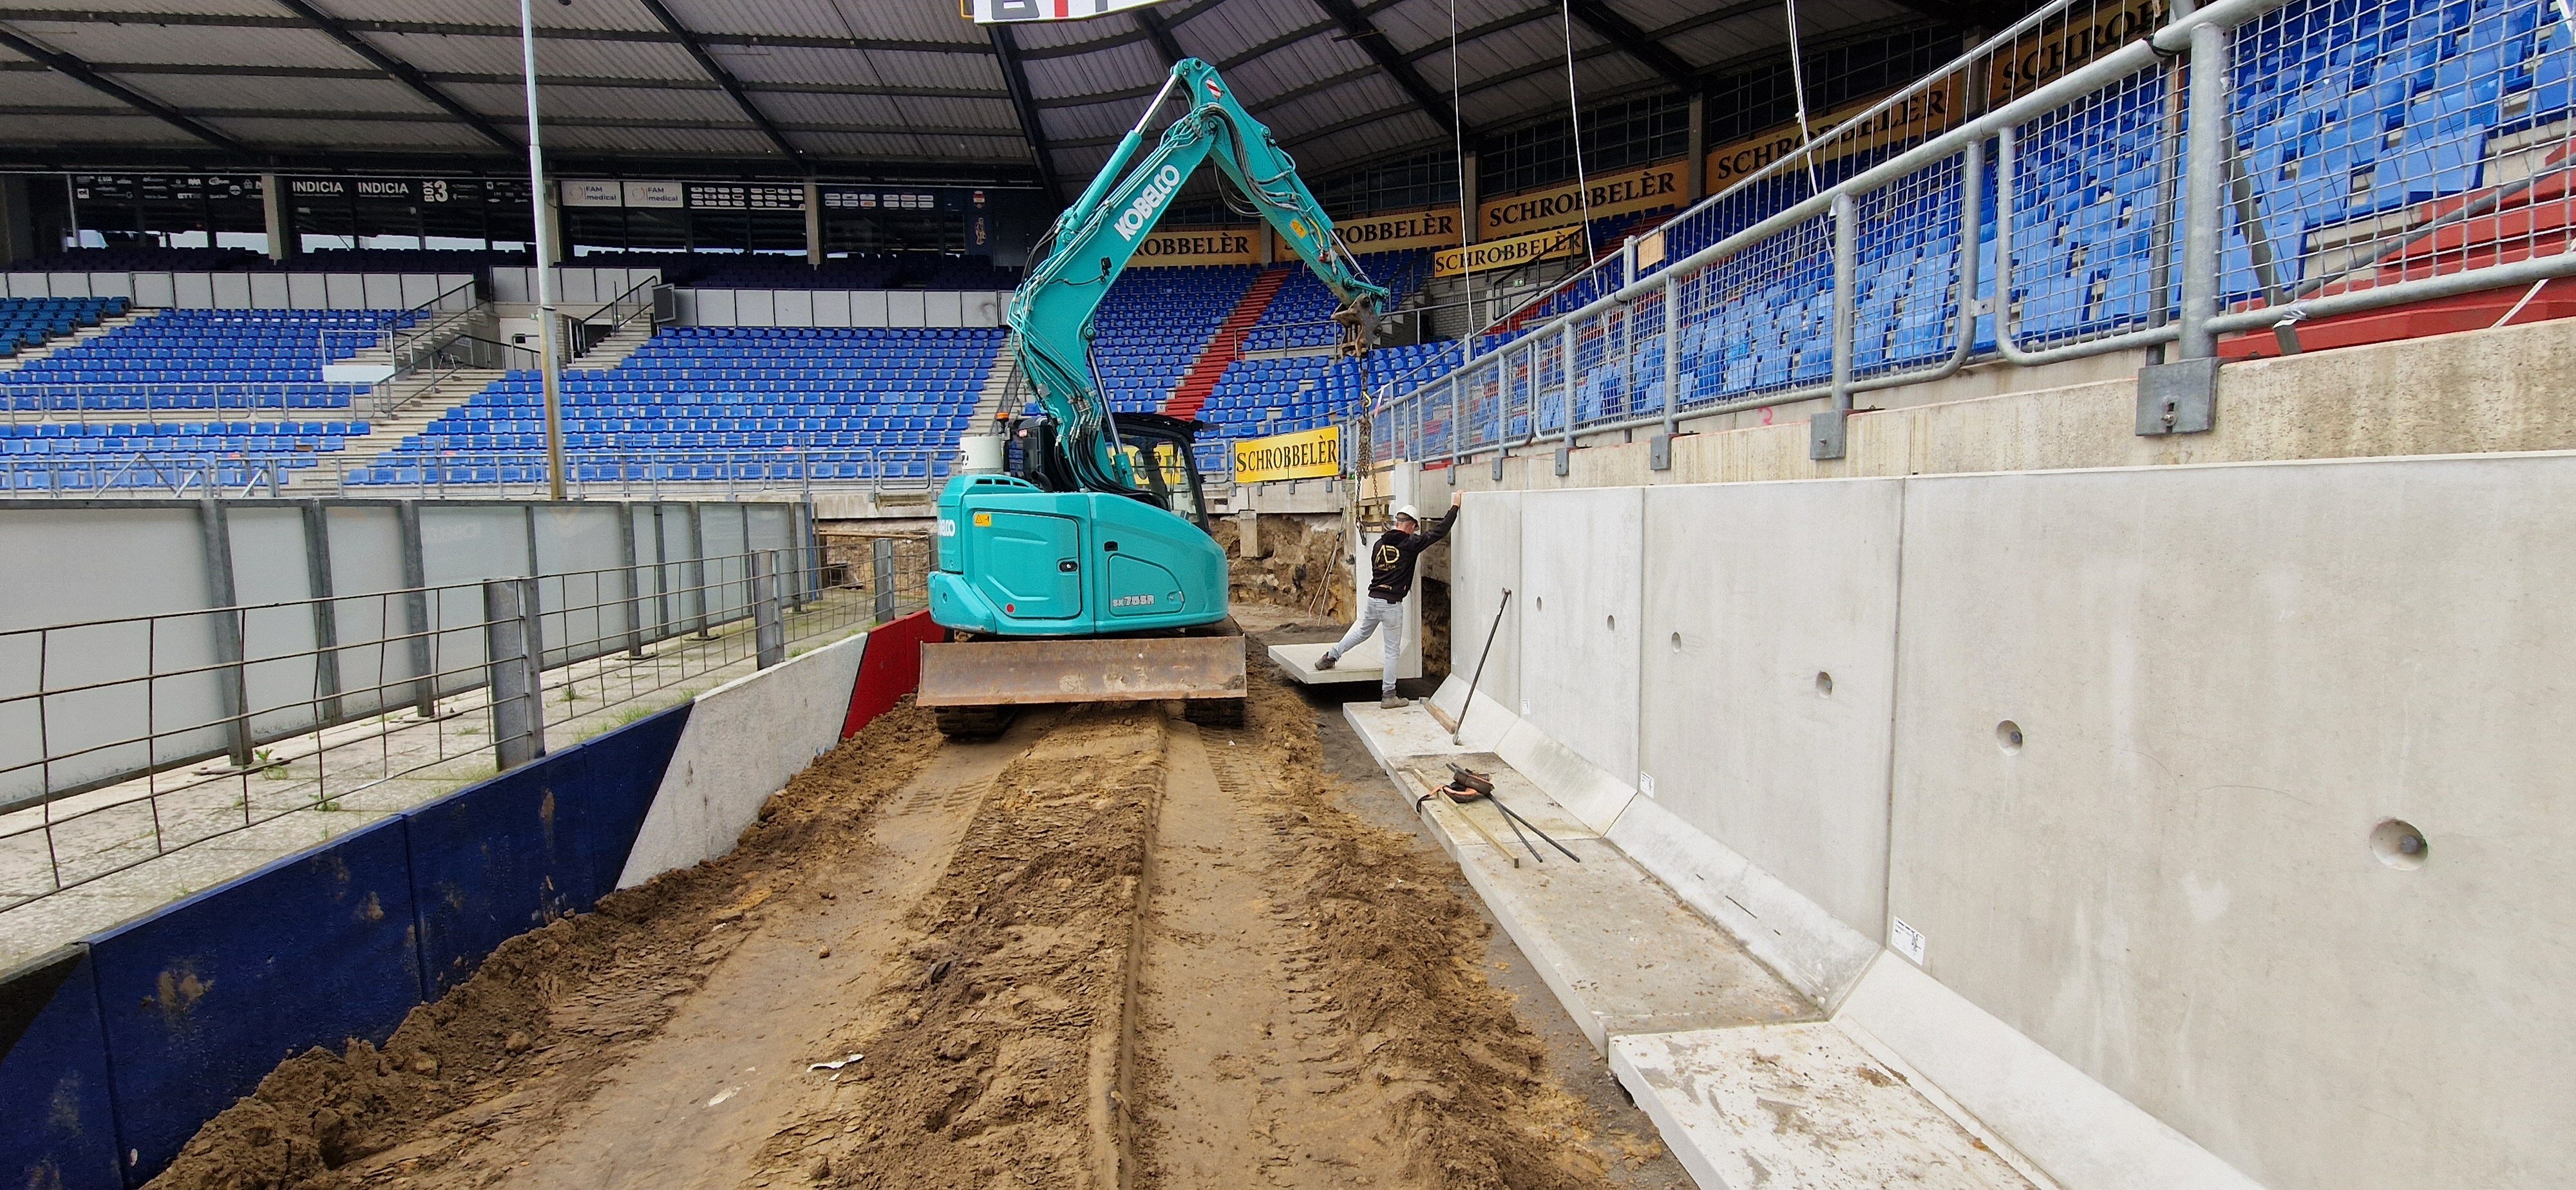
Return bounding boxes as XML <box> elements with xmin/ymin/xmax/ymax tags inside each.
<box><xmin>1365</xmin><ymin>507</ymin><xmax>1458</xmax><ymax>602</ymax></box>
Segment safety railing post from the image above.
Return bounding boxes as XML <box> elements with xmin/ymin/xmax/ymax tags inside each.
<box><xmin>1814</xmin><ymin>191</ymin><xmax>1859</xmax><ymax>461</ymax></box>
<box><xmin>1654</xmin><ymin>272</ymin><xmax>1680</xmax><ymax>470</ymax></box>
<box><xmin>750</xmin><ymin>549</ymin><xmax>785</xmax><ymax>668</ymax></box>
<box><xmin>482</xmin><ymin>576</ymin><xmax>545</xmax><ymax>770</ymax></box>
<box><xmin>1555</xmin><ymin>320</ymin><xmax>1576</xmax><ymax>477</ymax></box>
<box><xmin>2136</xmin><ymin>16</ymin><xmax>2231</xmax><ymax>436</ymax></box>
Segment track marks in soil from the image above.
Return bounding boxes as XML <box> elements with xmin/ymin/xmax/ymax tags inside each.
<box><xmin>1130</xmin><ymin>724</ymin><xmax>1408</xmax><ymax>1185</ymax></box>
<box><xmin>750</xmin><ymin>704</ymin><xmax>1171</xmax><ymax>1189</ymax></box>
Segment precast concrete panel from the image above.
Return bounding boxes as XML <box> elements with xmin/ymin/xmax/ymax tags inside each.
<box><xmin>46</xmin><ymin>273</ymin><xmax>86</xmax><ymax>298</ymax></box>
<box><xmin>737</xmin><ymin>290</ymin><xmax>775</xmax><ymax>327</ymax></box>
<box><xmin>133</xmin><ymin>272</ymin><xmax>175</xmax><ymax>307</ymax></box>
<box><xmin>220</xmin><ymin>273</ymin><xmax>261</xmax><ymax>308</ymax></box>
<box><xmin>1637</xmin><ymin>479</ymin><xmax>1903</xmax><ymax>940</ymax></box>
<box><xmin>1517</xmin><ymin>487</ymin><xmax>1643</xmax><ymax>782</ymax></box>
<box><xmin>175</xmin><ymin>272</ymin><xmax>214</xmax><ymax>308</ymax></box>
<box><xmin>4</xmin><ymin>272</ymin><xmax>43</xmax><ymax>297</ymax></box>
<box><xmin>774</xmin><ymin>289</ymin><xmax>814</xmax><ymax>327</ymax></box>
<box><xmin>323</xmin><ymin>504</ymin><xmax>412</xmax><ymax>718</ymax></box>
<box><xmin>662</xmin><ymin>506</ymin><xmax>702</xmax><ymax>630</ymax></box>
<box><xmin>887</xmin><ymin>291</ymin><xmax>926</xmax><ymax>328</ymax></box>
<box><xmin>415</xmin><ymin>506</ymin><xmax>528</xmax><ymax>696</ymax></box>
<box><xmin>361</xmin><ymin>274</ymin><xmax>402</xmax><ymax>308</ymax></box>
<box><xmin>223</xmin><ymin>505</ymin><xmax>325</xmax><ymax>743</ymax></box>
<box><xmin>701</xmin><ymin>504</ymin><xmax>752</xmax><ymax>623</ymax></box>
<box><xmin>323</xmin><ymin>274</ymin><xmax>364</xmax><ymax>310</ymax></box>
<box><xmin>85</xmin><ymin>272</ymin><xmax>129</xmax><ymax>299</ymax></box>
<box><xmin>0</xmin><ymin>506</ymin><xmax>222</xmax><ymax>807</ymax></box>
<box><xmin>1888</xmin><ymin>453</ymin><xmax>2576</xmax><ymax>1190</ymax></box>
<box><xmin>926</xmin><ymin>290</ymin><xmax>964</xmax><ymax>327</ymax></box>
<box><xmin>851</xmin><ymin>290</ymin><xmax>889</xmax><ymax>326</ymax></box>
<box><xmin>696</xmin><ymin>290</ymin><xmax>736</xmax><ymax>327</ymax></box>
<box><xmin>1448</xmin><ymin>489</ymin><xmax>1522</xmax><ymax>712</ymax></box>
<box><xmin>813</xmin><ymin>289</ymin><xmax>851</xmax><ymax>327</ymax></box>
<box><xmin>283</xmin><ymin>274</ymin><xmax>324</xmax><ymax>309</ymax></box>
<box><xmin>531</xmin><ymin>505</ymin><xmax>628</xmax><ymax>668</ymax></box>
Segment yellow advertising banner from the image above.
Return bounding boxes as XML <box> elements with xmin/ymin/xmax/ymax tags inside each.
<box><xmin>1130</xmin><ymin>226</ymin><xmax>1264</xmax><ymax>266</ymax></box>
<box><xmin>1434</xmin><ymin>224</ymin><xmax>1584</xmax><ymax>278</ymax></box>
<box><xmin>1989</xmin><ymin>0</ymin><xmax>2168</xmax><ymax>101</ymax></box>
<box><xmin>1233</xmin><ymin>424</ymin><xmax>1342</xmax><ymax>484</ymax></box>
<box><xmin>1334</xmin><ymin>205</ymin><xmax>1465</xmax><ymax>253</ymax></box>
<box><xmin>1477</xmin><ymin>159</ymin><xmax>1689</xmax><ymax>240</ymax></box>
<box><xmin>1703</xmin><ymin>80</ymin><xmax>1965</xmax><ymax>192</ymax></box>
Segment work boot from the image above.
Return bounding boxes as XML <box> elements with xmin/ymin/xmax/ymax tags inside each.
<box><xmin>1315</xmin><ymin>652</ymin><xmax>1337</xmax><ymax>670</ymax></box>
<box><xmin>1379</xmin><ymin>694</ymin><xmax>1407</xmax><ymax>709</ymax></box>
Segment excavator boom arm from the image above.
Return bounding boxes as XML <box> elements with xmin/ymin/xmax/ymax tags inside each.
<box><xmin>1009</xmin><ymin>57</ymin><xmax>1390</xmax><ymax>495</ymax></box>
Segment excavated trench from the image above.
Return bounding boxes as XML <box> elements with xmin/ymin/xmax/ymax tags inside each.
<box><xmin>144</xmin><ymin>621</ymin><xmax>1685</xmax><ymax>1190</ymax></box>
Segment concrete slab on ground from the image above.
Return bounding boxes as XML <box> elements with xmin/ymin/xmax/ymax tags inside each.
<box><xmin>1350</xmin><ymin>704</ymin><xmax>1813</xmax><ymax>1055</ymax></box>
<box><xmin>1264</xmin><ymin>641</ymin><xmax>1382</xmax><ymax>685</ymax></box>
<box><xmin>1611</xmin><ymin>1025</ymin><xmax>2038</xmax><ymax>1190</ymax></box>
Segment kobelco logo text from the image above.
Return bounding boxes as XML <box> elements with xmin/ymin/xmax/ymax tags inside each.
<box><xmin>1115</xmin><ymin>165</ymin><xmax>1184</xmax><ymax>240</ymax></box>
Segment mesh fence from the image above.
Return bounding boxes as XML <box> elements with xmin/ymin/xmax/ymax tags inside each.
<box><xmin>1358</xmin><ymin>0</ymin><xmax>2576</xmax><ymax>463</ymax></box>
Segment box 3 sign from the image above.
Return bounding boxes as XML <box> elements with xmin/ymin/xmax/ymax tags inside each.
<box><xmin>1233</xmin><ymin>426</ymin><xmax>1341</xmax><ymax>484</ymax></box>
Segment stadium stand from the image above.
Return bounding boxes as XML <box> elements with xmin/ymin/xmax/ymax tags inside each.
<box><xmin>1194</xmin><ymin>341</ymin><xmax>1461</xmax><ymax>445</ymax></box>
<box><xmin>0</xmin><ymin>297</ymin><xmax>124</xmax><ymax>355</ymax></box>
<box><xmin>1084</xmin><ymin>265</ymin><xmax>1258</xmax><ymax>413</ymax></box>
<box><xmin>1</xmin><ymin>309</ymin><xmax>410</xmax><ymax>412</ymax></box>
<box><xmin>1238</xmin><ymin>250</ymin><xmax>1434</xmax><ymax>352</ymax></box>
<box><xmin>346</xmin><ymin>326</ymin><xmax>1001</xmax><ymax>486</ymax></box>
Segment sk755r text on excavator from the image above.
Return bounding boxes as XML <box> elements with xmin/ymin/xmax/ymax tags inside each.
<box><xmin>918</xmin><ymin>57</ymin><xmax>1387</xmax><ymax>738</ymax></box>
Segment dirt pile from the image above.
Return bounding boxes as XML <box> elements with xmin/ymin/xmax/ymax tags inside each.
<box><xmin>1216</xmin><ymin>514</ymin><xmax>1352</xmax><ymax>620</ymax></box>
<box><xmin>145</xmin><ymin>703</ymin><xmax>946</xmax><ymax>1190</ymax></box>
<box><xmin>750</xmin><ymin>706</ymin><xmax>1169</xmax><ymax>1187</ymax></box>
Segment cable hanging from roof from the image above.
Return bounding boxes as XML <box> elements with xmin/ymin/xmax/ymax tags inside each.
<box><xmin>1559</xmin><ymin>0</ymin><xmax>1596</xmax><ymax>263</ymax></box>
<box><xmin>1782</xmin><ymin>0</ymin><xmax>1825</xmax><ymax>195</ymax></box>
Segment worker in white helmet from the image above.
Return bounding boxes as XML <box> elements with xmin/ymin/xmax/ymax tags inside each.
<box><xmin>1316</xmin><ymin>490</ymin><xmax>1463</xmax><ymax>708</ymax></box>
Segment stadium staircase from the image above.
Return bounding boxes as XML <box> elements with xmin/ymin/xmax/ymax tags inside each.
<box><xmin>1163</xmin><ymin>268</ymin><xmax>1287</xmax><ymax>420</ymax></box>
<box><xmin>575</xmin><ymin>323</ymin><xmax>657</xmax><ymax>370</ymax></box>
<box><xmin>289</xmin><ymin>367</ymin><xmax>503</xmax><ymax>493</ymax></box>
<box><xmin>0</xmin><ymin>308</ymin><xmax>157</xmax><ymax>373</ymax></box>
<box><xmin>961</xmin><ymin>333</ymin><xmax>1019</xmax><ymax>439</ymax></box>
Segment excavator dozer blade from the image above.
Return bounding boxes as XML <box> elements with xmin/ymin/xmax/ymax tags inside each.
<box><xmin>916</xmin><ymin>632</ymin><xmax>1247</xmax><ymax>706</ymax></box>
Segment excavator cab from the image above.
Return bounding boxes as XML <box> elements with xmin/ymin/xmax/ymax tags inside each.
<box><xmin>1002</xmin><ymin>411</ymin><xmax>1215</xmax><ymax>533</ymax></box>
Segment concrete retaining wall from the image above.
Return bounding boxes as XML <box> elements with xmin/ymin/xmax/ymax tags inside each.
<box><xmin>1442</xmin><ymin>449</ymin><xmax>2576</xmax><ymax>1190</ymax></box>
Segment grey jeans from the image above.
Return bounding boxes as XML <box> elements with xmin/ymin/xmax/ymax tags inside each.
<box><xmin>1323</xmin><ymin>596</ymin><xmax>1403</xmax><ymax>694</ymax></box>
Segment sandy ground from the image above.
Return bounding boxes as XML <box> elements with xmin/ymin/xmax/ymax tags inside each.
<box><xmin>145</xmin><ymin>604</ymin><xmax>1690</xmax><ymax>1189</ymax></box>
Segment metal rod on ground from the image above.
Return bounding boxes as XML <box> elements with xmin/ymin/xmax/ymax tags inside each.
<box><xmin>1450</xmin><ymin>587</ymin><xmax>1512</xmax><ymax>744</ymax></box>
<box><xmin>1492</xmin><ymin>789</ymin><xmax>1545</xmax><ymax>863</ymax></box>
<box><xmin>1486</xmin><ymin>791</ymin><xmax>1582</xmax><ymax>863</ymax></box>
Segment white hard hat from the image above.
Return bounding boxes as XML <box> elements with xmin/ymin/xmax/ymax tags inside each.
<box><xmin>1394</xmin><ymin>504</ymin><xmax>1420</xmax><ymax>522</ymax></box>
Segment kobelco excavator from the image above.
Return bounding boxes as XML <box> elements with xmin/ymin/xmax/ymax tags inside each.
<box><xmin>919</xmin><ymin>57</ymin><xmax>1388</xmax><ymax>738</ymax></box>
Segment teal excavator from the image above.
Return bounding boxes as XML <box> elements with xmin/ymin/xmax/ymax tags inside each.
<box><xmin>919</xmin><ymin>58</ymin><xmax>1388</xmax><ymax>738</ymax></box>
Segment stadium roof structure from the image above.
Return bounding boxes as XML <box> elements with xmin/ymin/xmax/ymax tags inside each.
<box><xmin>0</xmin><ymin>0</ymin><xmax>2007</xmax><ymax>189</ymax></box>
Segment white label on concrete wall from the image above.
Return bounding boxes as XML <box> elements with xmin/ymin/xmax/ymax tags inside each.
<box><xmin>1890</xmin><ymin>917</ymin><xmax>1927</xmax><ymax>965</ymax></box>
<box><xmin>1521</xmin><ymin>698</ymin><xmax>1531</xmax><ymax>716</ymax></box>
<box><xmin>1638</xmin><ymin>771</ymin><xmax>1656</xmax><ymax>798</ymax></box>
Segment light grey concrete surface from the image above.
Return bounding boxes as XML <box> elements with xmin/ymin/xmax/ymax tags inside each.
<box><xmin>1264</xmin><ymin>640</ymin><xmax>1389</xmax><ymax>686</ymax></box>
<box><xmin>1517</xmin><ymin>486</ymin><xmax>1642</xmax><ymax>782</ymax></box>
<box><xmin>1611</xmin><ymin>1024</ymin><xmax>2038</xmax><ymax>1190</ymax></box>
<box><xmin>615</xmin><ymin>630</ymin><xmax>868</xmax><ymax>888</ymax></box>
<box><xmin>1886</xmin><ymin>453</ymin><xmax>2576</xmax><ymax>1190</ymax></box>
<box><xmin>1349</xmin><ymin>704</ymin><xmax>1814</xmax><ymax>1055</ymax></box>
<box><xmin>1638</xmin><ymin>478</ymin><xmax>1904</xmax><ymax>944</ymax></box>
<box><xmin>1430</xmin><ymin>448</ymin><xmax>2576</xmax><ymax>1189</ymax></box>
<box><xmin>1446</xmin><ymin>489</ymin><xmax>1522</xmax><ymax>712</ymax></box>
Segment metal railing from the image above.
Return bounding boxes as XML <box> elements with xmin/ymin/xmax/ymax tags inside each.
<box><xmin>0</xmin><ymin>444</ymin><xmax>958</xmax><ymax>498</ymax></box>
<box><xmin>1363</xmin><ymin>0</ymin><xmax>2576</xmax><ymax>465</ymax></box>
<box><xmin>2</xmin><ymin>381</ymin><xmax>377</xmax><ymax>426</ymax></box>
<box><xmin>0</xmin><ymin>540</ymin><xmax>934</xmax><ymax>912</ymax></box>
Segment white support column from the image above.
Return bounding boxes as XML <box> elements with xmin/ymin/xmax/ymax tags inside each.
<box><xmin>804</xmin><ymin>181</ymin><xmax>822</xmax><ymax>267</ymax></box>
<box><xmin>261</xmin><ymin>173</ymin><xmax>290</xmax><ymax>260</ymax></box>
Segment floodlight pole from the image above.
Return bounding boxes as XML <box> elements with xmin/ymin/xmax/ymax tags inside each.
<box><xmin>520</xmin><ymin>0</ymin><xmax>567</xmax><ymax>501</ymax></box>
